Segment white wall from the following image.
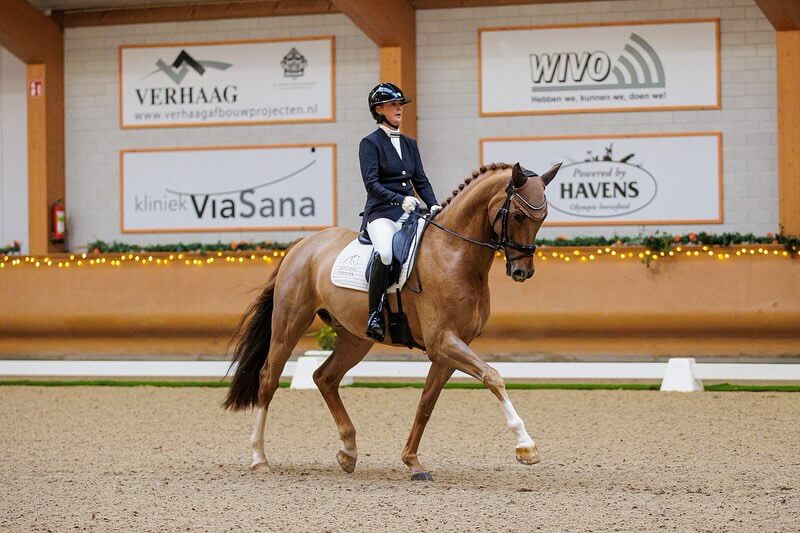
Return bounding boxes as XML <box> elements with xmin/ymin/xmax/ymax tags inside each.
<box><xmin>61</xmin><ymin>0</ymin><xmax>778</xmax><ymax>249</ymax></box>
<box><xmin>0</xmin><ymin>47</ymin><xmax>29</xmax><ymax>253</ymax></box>
<box><xmin>417</xmin><ymin>0</ymin><xmax>778</xmax><ymax>238</ymax></box>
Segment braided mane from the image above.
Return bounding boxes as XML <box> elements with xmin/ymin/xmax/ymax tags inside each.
<box><xmin>439</xmin><ymin>162</ymin><xmax>511</xmax><ymax>211</ymax></box>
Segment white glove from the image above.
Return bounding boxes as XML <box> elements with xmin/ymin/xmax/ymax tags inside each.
<box><xmin>402</xmin><ymin>196</ymin><xmax>420</xmax><ymax>213</ymax></box>
<box><xmin>430</xmin><ymin>205</ymin><xmax>442</xmax><ymax>215</ymax></box>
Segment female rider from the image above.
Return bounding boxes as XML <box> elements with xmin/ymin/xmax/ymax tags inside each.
<box><xmin>359</xmin><ymin>82</ymin><xmax>441</xmax><ymax>342</ymax></box>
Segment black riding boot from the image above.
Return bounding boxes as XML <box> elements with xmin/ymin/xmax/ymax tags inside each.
<box><xmin>366</xmin><ymin>254</ymin><xmax>391</xmax><ymax>342</ymax></box>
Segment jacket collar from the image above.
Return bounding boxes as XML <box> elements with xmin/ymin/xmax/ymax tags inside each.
<box><xmin>374</xmin><ymin>128</ymin><xmax>406</xmax><ymax>166</ymax></box>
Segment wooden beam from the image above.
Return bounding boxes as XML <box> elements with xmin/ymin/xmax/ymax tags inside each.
<box><xmin>0</xmin><ymin>0</ymin><xmax>62</xmax><ymax>63</ymax></box>
<box><xmin>379</xmin><ymin>46</ymin><xmax>417</xmax><ymax>138</ymax></box>
<box><xmin>27</xmin><ymin>63</ymin><xmax>66</xmax><ymax>255</ymax></box>
<box><xmin>412</xmin><ymin>0</ymin><xmax>603</xmax><ymax>7</ymax></box>
<box><xmin>777</xmin><ymin>31</ymin><xmax>800</xmax><ymax>235</ymax></box>
<box><xmin>331</xmin><ymin>0</ymin><xmax>417</xmax><ymax>137</ymax></box>
<box><xmin>754</xmin><ymin>0</ymin><xmax>800</xmax><ymax>31</ymax></box>
<box><xmin>331</xmin><ymin>0</ymin><xmax>415</xmax><ymax>47</ymax></box>
<box><xmin>58</xmin><ymin>1</ymin><xmax>338</xmax><ymax>27</ymax></box>
<box><xmin>0</xmin><ymin>0</ymin><xmax>65</xmax><ymax>255</ymax></box>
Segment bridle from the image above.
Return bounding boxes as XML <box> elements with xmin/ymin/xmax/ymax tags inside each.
<box><xmin>421</xmin><ymin>178</ymin><xmax>547</xmax><ymax>276</ymax></box>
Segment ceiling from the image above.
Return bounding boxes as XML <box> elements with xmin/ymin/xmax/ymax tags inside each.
<box><xmin>28</xmin><ymin>0</ymin><xmax>588</xmax><ymax>13</ymax></box>
<box><xmin>28</xmin><ymin>0</ymin><xmax>251</xmax><ymax>10</ymax></box>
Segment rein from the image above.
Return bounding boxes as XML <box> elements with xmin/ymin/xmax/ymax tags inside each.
<box><xmin>421</xmin><ymin>179</ymin><xmax>545</xmax><ymax>275</ymax></box>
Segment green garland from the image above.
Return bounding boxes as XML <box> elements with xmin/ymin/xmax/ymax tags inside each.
<box><xmin>538</xmin><ymin>232</ymin><xmax>800</xmax><ymax>254</ymax></box>
<box><xmin>86</xmin><ymin>239</ymin><xmax>288</xmax><ymax>254</ymax></box>
<box><xmin>1</xmin><ymin>241</ymin><xmax>21</xmax><ymax>255</ymax></box>
<box><xmin>86</xmin><ymin>232</ymin><xmax>799</xmax><ymax>255</ymax></box>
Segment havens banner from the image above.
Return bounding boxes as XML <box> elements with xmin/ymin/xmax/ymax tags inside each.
<box><xmin>119</xmin><ymin>36</ymin><xmax>334</xmax><ymax>128</ymax></box>
<box><xmin>479</xmin><ymin>20</ymin><xmax>719</xmax><ymax>115</ymax></box>
<box><xmin>120</xmin><ymin>144</ymin><xmax>336</xmax><ymax>233</ymax></box>
<box><xmin>481</xmin><ymin>133</ymin><xmax>722</xmax><ymax>226</ymax></box>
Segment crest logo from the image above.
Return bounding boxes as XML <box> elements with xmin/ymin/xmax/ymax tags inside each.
<box><xmin>144</xmin><ymin>50</ymin><xmax>232</xmax><ymax>85</ymax></box>
<box><xmin>281</xmin><ymin>48</ymin><xmax>308</xmax><ymax>78</ymax></box>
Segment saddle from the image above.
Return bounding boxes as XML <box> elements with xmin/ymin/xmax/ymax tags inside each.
<box><xmin>363</xmin><ymin>214</ymin><xmax>420</xmax><ymax>287</ymax></box>
<box><xmin>331</xmin><ymin>215</ymin><xmax>426</xmax><ymax>294</ymax></box>
<box><xmin>330</xmin><ymin>214</ymin><xmax>428</xmax><ymax>350</ymax></box>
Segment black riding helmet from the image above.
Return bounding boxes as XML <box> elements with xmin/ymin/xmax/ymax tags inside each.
<box><xmin>368</xmin><ymin>82</ymin><xmax>412</xmax><ymax>123</ymax></box>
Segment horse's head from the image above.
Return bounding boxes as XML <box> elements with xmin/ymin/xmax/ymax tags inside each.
<box><xmin>490</xmin><ymin>162</ymin><xmax>561</xmax><ymax>282</ymax></box>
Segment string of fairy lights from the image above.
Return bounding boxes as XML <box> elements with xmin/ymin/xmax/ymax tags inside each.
<box><xmin>1</xmin><ymin>245</ymin><xmax>796</xmax><ymax>271</ymax></box>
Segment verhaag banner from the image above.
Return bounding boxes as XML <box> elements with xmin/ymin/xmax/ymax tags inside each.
<box><xmin>120</xmin><ymin>144</ymin><xmax>336</xmax><ymax>233</ymax></box>
<box><xmin>119</xmin><ymin>36</ymin><xmax>334</xmax><ymax>128</ymax></box>
<box><xmin>481</xmin><ymin>133</ymin><xmax>722</xmax><ymax>226</ymax></box>
<box><xmin>479</xmin><ymin>19</ymin><xmax>719</xmax><ymax>115</ymax></box>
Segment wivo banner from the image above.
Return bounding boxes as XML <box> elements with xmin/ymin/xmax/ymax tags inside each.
<box><xmin>479</xmin><ymin>19</ymin><xmax>719</xmax><ymax>115</ymax></box>
<box><xmin>481</xmin><ymin>133</ymin><xmax>722</xmax><ymax>226</ymax></box>
<box><xmin>120</xmin><ymin>144</ymin><xmax>336</xmax><ymax>233</ymax></box>
<box><xmin>119</xmin><ymin>36</ymin><xmax>334</xmax><ymax>128</ymax></box>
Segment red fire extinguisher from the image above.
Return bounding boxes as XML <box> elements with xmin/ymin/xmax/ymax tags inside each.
<box><xmin>51</xmin><ymin>199</ymin><xmax>66</xmax><ymax>243</ymax></box>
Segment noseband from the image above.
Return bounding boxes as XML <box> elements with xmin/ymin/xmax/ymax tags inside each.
<box><xmin>422</xmin><ymin>178</ymin><xmax>545</xmax><ymax>276</ymax></box>
<box><xmin>492</xmin><ymin>180</ymin><xmax>546</xmax><ymax>275</ymax></box>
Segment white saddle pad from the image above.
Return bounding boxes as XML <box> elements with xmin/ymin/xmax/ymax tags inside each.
<box><xmin>331</xmin><ymin>218</ymin><xmax>426</xmax><ymax>293</ymax></box>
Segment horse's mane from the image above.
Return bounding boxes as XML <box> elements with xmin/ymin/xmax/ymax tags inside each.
<box><xmin>439</xmin><ymin>162</ymin><xmax>510</xmax><ymax>211</ymax></box>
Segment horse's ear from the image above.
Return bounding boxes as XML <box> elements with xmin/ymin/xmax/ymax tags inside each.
<box><xmin>512</xmin><ymin>162</ymin><xmax>528</xmax><ymax>188</ymax></box>
<box><xmin>540</xmin><ymin>162</ymin><xmax>562</xmax><ymax>186</ymax></box>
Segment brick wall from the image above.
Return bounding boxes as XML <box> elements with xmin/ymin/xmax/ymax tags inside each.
<box><xmin>60</xmin><ymin>0</ymin><xmax>777</xmax><ymax>249</ymax></box>
<box><xmin>417</xmin><ymin>0</ymin><xmax>778</xmax><ymax>238</ymax></box>
<box><xmin>64</xmin><ymin>14</ymin><xmax>377</xmax><ymax>248</ymax></box>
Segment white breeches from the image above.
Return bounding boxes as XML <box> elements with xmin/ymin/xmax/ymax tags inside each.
<box><xmin>367</xmin><ymin>217</ymin><xmax>403</xmax><ymax>265</ymax></box>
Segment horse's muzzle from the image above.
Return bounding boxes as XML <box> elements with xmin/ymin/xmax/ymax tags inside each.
<box><xmin>511</xmin><ymin>268</ymin><xmax>533</xmax><ymax>282</ymax></box>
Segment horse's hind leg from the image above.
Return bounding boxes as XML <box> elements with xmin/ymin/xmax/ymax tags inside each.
<box><xmin>250</xmin><ymin>301</ymin><xmax>317</xmax><ymax>471</ymax></box>
<box><xmin>312</xmin><ymin>328</ymin><xmax>373</xmax><ymax>473</ymax></box>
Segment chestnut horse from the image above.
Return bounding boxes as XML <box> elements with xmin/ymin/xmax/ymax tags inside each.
<box><xmin>224</xmin><ymin>161</ymin><xmax>561</xmax><ymax>480</ymax></box>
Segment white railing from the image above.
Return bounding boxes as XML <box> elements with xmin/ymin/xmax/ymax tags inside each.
<box><xmin>1</xmin><ymin>354</ymin><xmax>799</xmax><ymax>392</ymax></box>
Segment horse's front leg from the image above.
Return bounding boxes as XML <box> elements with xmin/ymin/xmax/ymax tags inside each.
<box><xmin>401</xmin><ymin>361</ymin><xmax>455</xmax><ymax>481</ymax></box>
<box><xmin>429</xmin><ymin>331</ymin><xmax>540</xmax><ymax>465</ymax></box>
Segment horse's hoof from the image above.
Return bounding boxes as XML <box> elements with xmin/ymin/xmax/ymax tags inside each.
<box><xmin>249</xmin><ymin>460</ymin><xmax>269</xmax><ymax>472</ymax></box>
<box><xmin>336</xmin><ymin>450</ymin><xmax>357</xmax><ymax>473</ymax></box>
<box><xmin>515</xmin><ymin>442</ymin><xmax>540</xmax><ymax>465</ymax></box>
<box><xmin>410</xmin><ymin>471</ymin><xmax>434</xmax><ymax>481</ymax></box>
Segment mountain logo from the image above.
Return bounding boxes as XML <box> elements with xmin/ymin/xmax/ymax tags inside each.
<box><xmin>529</xmin><ymin>33</ymin><xmax>665</xmax><ymax>92</ymax></box>
<box><xmin>143</xmin><ymin>50</ymin><xmax>232</xmax><ymax>85</ymax></box>
<box><xmin>281</xmin><ymin>48</ymin><xmax>307</xmax><ymax>78</ymax></box>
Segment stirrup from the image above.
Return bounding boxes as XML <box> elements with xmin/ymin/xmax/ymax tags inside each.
<box><xmin>366</xmin><ymin>311</ymin><xmax>385</xmax><ymax>341</ymax></box>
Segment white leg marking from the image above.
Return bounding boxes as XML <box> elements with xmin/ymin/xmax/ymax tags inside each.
<box><xmin>250</xmin><ymin>407</ymin><xmax>267</xmax><ymax>467</ymax></box>
<box><xmin>500</xmin><ymin>392</ymin><xmax>534</xmax><ymax>448</ymax></box>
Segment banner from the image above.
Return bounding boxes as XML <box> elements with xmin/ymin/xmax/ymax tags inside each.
<box><xmin>479</xmin><ymin>20</ymin><xmax>719</xmax><ymax>115</ymax></box>
<box><xmin>120</xmin><ymin>144</ymin><xmax>336</xmax><ymax>233</ymax></box>
<box><xmin>481</xmin><ymin>133</ymin><xmax>722</xmax><ymax>226</ymax></box>
<box><xmin>119</xmin><ymin>36</ymin><xmax>334</xmax><ymax>128</ymax></box>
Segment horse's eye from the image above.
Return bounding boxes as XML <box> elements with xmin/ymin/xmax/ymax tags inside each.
<box><xmin>512</xmin><ymin>211</ymin><xmax>525</xmax><ymax>222</ymax></box>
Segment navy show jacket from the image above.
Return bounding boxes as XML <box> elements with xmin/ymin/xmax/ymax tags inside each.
<box><xmin>358</xmin><ymin>128</ymin><xmax>439</xmax><ymax>229</ymax></box>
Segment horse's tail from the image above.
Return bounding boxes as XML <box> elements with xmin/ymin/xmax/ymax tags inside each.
<box><xmin>223</xmin><ymin>245</ymin><xmax>293</xmax><ymax>411</ymax></box>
